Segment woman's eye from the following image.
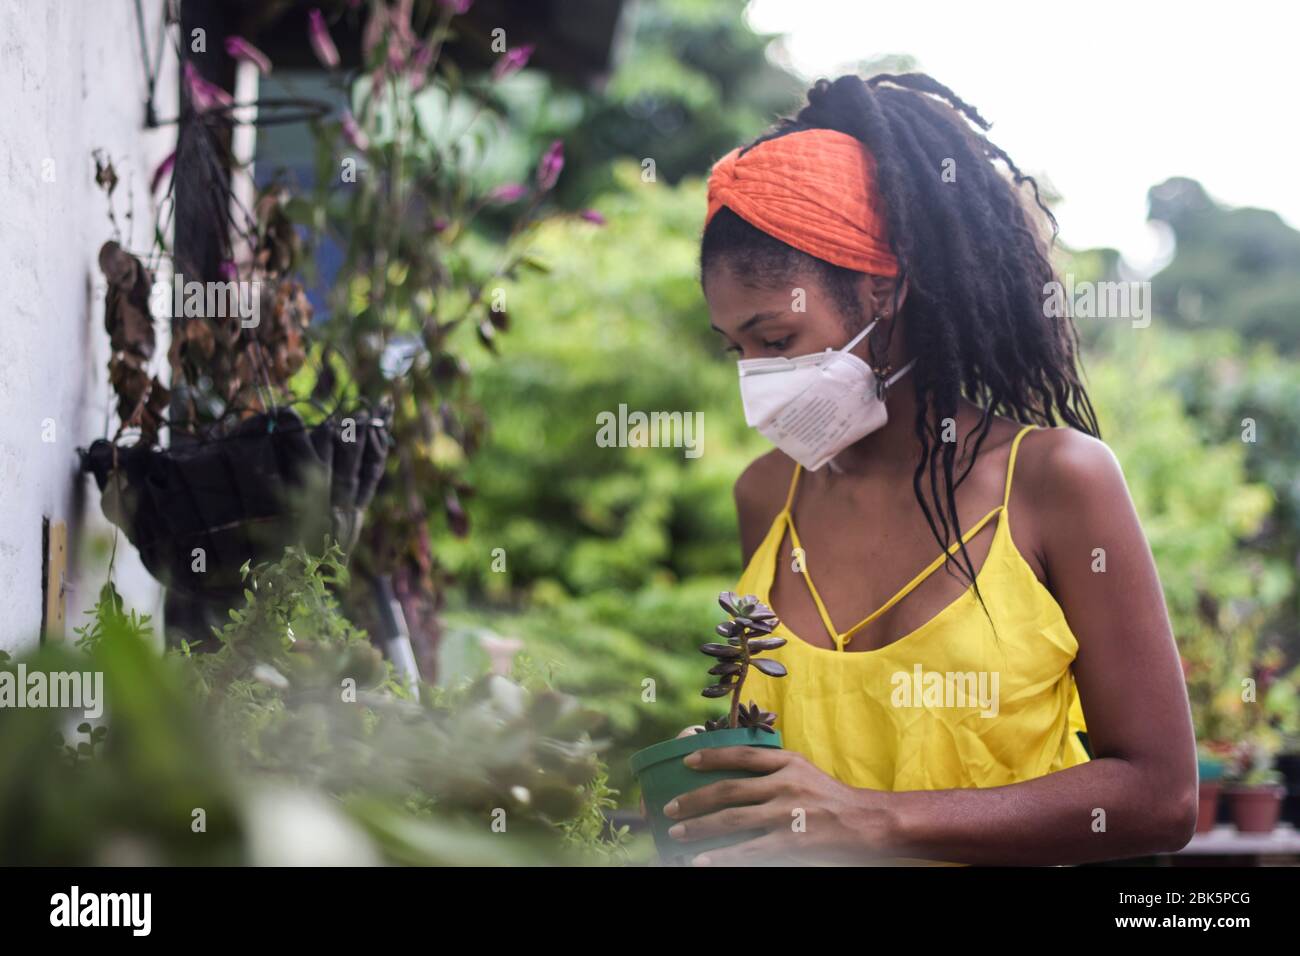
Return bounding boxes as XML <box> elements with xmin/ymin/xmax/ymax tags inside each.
<box><xmin>763</xmin><ymin>336</ymin><xmax>792</xmax><ymax>351</ymax></box>
<box><xmin>722</xmin><ymin>343</ymin><xmax>743</xmax><ymax>356</ymax></box>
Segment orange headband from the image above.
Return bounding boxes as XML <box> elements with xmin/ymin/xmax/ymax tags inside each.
<box><xmin>705</xmin><ymin>128</ymin><xmax>898</xmax><ymax>277</ymax></box>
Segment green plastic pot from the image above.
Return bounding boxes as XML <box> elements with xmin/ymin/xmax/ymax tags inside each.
<box><xmin>631</xmin><ymin>727</ymin><xmax>782</xmax><ymax>866</ymax></box>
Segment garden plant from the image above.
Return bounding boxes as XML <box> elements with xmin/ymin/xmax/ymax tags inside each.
<box><xmin>630</xmin><ymin>591</ymin><xmax>788</xmax><ymax>864</ymax></box>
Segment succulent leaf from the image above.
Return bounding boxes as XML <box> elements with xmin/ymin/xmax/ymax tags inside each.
<box><xmin>700</xmin><ymin>643</ymin><xmax>742</xmax><ymax>659</ymax></box>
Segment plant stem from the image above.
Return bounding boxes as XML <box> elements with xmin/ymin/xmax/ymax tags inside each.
<box><xmin>729</xmin><ymin>626</ymin><xmax>749</xmax><ymax>730</ymax></box>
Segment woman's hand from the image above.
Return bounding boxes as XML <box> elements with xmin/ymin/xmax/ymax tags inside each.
<box><xmin>662</xmin><ymin>745</ymin><xmax>899</xmax><ymax>865</ymax></box>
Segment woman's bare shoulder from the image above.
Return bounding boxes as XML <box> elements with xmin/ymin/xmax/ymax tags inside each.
<box><xmin>1017</xmin><ymin>426</ymin><xmax>1123</xmax><ymax>497</ymax></box>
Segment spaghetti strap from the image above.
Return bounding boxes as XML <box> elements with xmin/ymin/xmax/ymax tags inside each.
<box><xmin>838</xmin><ymin>503</ymin><xmax>1002</xmax><ymax>647</ymax></box>
<box><xmin>783</xmin><ymin>511</ymin><xmax>842</xmax><ymax>645</ymax></box>
<box><xmin>1003</xmin><ymin>425</ymin><xmax>1036</xmax><ymax>509</ymax></box>
<box><xmin>778</xmin><ymin>426</ymin><xmax>1036</xmax><ymax>651</ymax></box>
<box><xmin>782</xmin><ymin>462</ymin><xmax>803</xmax><ymax>514</ymax></box>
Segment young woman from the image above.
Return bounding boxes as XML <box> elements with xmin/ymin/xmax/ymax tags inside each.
<box><xmin>662</xmin><ymin>74</ymin><xmax>1197</xmax><ymax>865</ymax></box>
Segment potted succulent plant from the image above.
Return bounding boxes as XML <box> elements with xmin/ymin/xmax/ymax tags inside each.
<box><xmin>1225</xmin><ymin>740</ymin><xmax>1287</xmax><ymax>834</ymax></box>
<box><xmin>630</xmin><ymin>592</ymin><xmax>788</xmax><ymax>865</ymax></box>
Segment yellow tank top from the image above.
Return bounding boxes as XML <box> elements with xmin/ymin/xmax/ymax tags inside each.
<box><xmin>734</xmin><ymin>425</ymin><xmax>1090</xmax><ymax>794</ymax></box>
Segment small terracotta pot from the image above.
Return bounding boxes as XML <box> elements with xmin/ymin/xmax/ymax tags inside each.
<box><xmin>1226</xmin><ymin>785</ymin><xmax>1286</xmax><ymax>833</ymax></box>
<box><xmin>1196</xmin><ymin>781</ymin><xmax>1222</xmax><ymax>834</ymax></box>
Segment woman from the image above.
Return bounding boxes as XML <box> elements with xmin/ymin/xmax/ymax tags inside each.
<box><xmin>662</xmin><ymin>74</ymin><xmax>1197</xmax><ymax>865</ymax></box>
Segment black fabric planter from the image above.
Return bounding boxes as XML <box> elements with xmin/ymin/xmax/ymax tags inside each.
<box><xmin>80</xmin><ymin>409</ymin><xmax>388</xmax><ymax>599</ymax></box>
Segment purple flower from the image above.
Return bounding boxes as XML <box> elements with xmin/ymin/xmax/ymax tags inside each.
<box><xmin>218</xmin><ymin>260</ymin><xmax>239</xmax><ymax>281</ymax></box>
<box><xmin>150</xmin><ymin>151</ymin><xmax>176</xmax><ymax>194</ymax></box>
<box><xmin>487</xmin><ymin>183</ymin><xmax>528</xmax><ymax>204</ymax></box>
<box><xmin>579</xmin><ymin>209</ymin><xmax>606</xmax><ymax>225</ymax></box>
<box><xmin>387</xmin><ymin>43</ymin><xmax>407</xmax><ymax>73</ymax></box>
<box><xmin>439</xmin><ymin>0</ymin><xmax>475</xmax><ymax>13</ymax></box>
<box><xmin>183</xmin><ymin>61</ymin><xmax>233</xmax><ymax>113</ymax></box>
<box><xmin>224</xmin><ymin>36</ymin><xmax>272</xmax><ymax>74</ymax></box>
<box><xmin>341</xmin><ymin>110</ymin><xmax>370</xmax><ymax>151</ymax></box>
<box><xmin>362</xmin><ymin>4</ymin><xmax>388</xmax><ymax>59</ymax></box>
<box><xmin>432</xmin><ymin>217</ymin><xmax>449</xmax><ymax>233</ymax></box>
<box><xmin>535</xmin><ymin>139</ymin><xmax>564</xmax><ymax>191</ymax></box>
<box><xmin>408</xmin><ymin>42</ymin><xmax>434</xmax><ymax>91</ymax></box>
<box><xmin>492</xmin><ymin>43</ymin><xmax>534</xmax><ymax>81</ymax></box>
<box><xmin>308</xmin><ymin>9</ymin><xmax>340</xmax><ymax>69</ymax></box>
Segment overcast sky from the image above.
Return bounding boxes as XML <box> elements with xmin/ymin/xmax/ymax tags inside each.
<box><xmin>746</xmin><ymin>0</ymin><xmax>1294</xmax><ymax>275</ymax></box>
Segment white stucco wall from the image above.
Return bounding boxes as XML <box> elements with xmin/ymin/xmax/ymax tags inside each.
<box><xmin>0</xmin><ymin>0</ymin><xmax>177</xmax><ymax>652</ymax></box>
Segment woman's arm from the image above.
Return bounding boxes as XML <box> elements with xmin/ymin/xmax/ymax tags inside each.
<box><xmin>884</xmin><ymin>430</ymin><xmax>1197</xmax><ymax>863</ymax></box>
<box><xmin>666</xmin><ymin>430</ymin><xmax>1198</xmax><ymax>866</ymax></box>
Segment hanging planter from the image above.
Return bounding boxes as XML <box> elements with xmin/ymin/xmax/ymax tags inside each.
<box><xmin>79</xmin><ymin>173</ymin><xmax>389</xmax><ymax>598</ymax></box>
<box><xmin>80</xmin><ymin>407</ymin><xmax>387</xmax><ymax>600</ymax></box>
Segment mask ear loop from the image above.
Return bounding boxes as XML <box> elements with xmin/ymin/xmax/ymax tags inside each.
<box><xmin>876</xmin><ymin>357</ymin><xmax>917</xmax><ymax>401</ymax></box>
<box><xmin>867</xmin><ymin>276</ymin><xmax>906</xmax><ymax>379</ymax></box>
<box><xmin>840</xmin><ymin>318</ymin><xmax>877</xmax><ymax>354</ymax></box>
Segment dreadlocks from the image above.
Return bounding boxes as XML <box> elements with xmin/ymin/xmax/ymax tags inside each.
<box><xmin>701</xmin><ymin>73</ymin><xmax>1100</xmax><ymax>590</ymax></box>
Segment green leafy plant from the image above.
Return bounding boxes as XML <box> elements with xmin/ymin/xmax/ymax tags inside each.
<box><xmin>72</xmin><ymin>580</ymin><xmax>153</xmax><ymax>651</ymax></box>
<box><xmin>700</xmin><ymin>592</ymin><xmax>786</xmax><ymax>733</ymax></box>
<box><xmin>1</xmin><ymin>545</ymin><xmax>629</xmax><ymax>865</ymax></box>
<box><xmin>293</xmin><ymin>0</ymin><xmax>576</xmax><ymax>643</ymax></box>
<box><xmin>1226</xmin><ymin>737</ymin><xmax>1284</xmax><ymax>787</ymax></box>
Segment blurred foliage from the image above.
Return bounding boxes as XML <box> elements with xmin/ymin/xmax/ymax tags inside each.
<box><xmin>1046</xmin><ymin>283</ymin><xmax>1297</xmax><ymax>752</ymax></box>
<box><xmin>427</xmin><ymin>166</ymin><xmax>764</xmax><ymax>792</ymax></box>
<box><xmin>1085</xmin><ymin>328</ymin><xmax>1285</xmax><ymax>632</ymax></box>
<box><xmin>0</xmin><ymin>547</ymin><xmax>627</xmax><ymax>865</ymax></box>
<box><xmin>438</xmin><ymin>164</ymin><xmax>764</xmax><ymax>597</ymax></box>
<box><xmin>289</xmin><ymin>0</ymin><xmax>579</xmax><ymax>656</ymax></box>
<box><xmin>1149</xmin><ymin>176</ymin><xmax>1300</xmax><ymax>354</ymax></box>
<box><xmin>443</xmin><ymin>575</ymin><xmax>731</xmax><ymax>797</ymax></box>
<box><xmin>500</xmin><ymin>0</ymin><xmax>804</xmax><ymax>207</ymax></box>
<box><xmin>1167</xmin><ymin>333</ymin><xmax>1300</xmax><ymax>642</ymax></box>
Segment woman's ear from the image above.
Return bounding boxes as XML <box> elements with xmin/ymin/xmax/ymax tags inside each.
<box><xmin>857</xmin><ymin>272</ymin><xmax>908</xmax><ymax>320</ymax></box>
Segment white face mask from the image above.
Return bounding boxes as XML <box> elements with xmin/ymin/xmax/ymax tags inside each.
<box><xmin>737</xmin><ymin>320</ymin><xmax>915</xmax><ymax>471</ymax></box>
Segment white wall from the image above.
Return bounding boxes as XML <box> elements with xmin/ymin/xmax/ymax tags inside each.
<box><xmin>0</xmin><ymin>0</ymin><xmax>177</xmax><ymax>652</ymax></box>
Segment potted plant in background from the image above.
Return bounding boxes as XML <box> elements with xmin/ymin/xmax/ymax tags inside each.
<box><xmin>79</xmin><ymin>231</ymin><xmax>389</xmax><ymax>605</ymax></box>
<box><xmin>79</xmin><ymin>58</ymin><xmax>390</xmax><ymax>613</ymax></box>
<box><xmin>81</xmin><ymin>2</ymin><xmax>570</xmax><ymax>672</ymax></box>
<box><xmin>631</xmin><ymin>592</ymin><xmax>787</xmax><ymax>865</ymax></box>
<box><xmin>1225</xmin><ymin>737</ymin><xmax>1287</xmax><ymax>833</ymax></box>
<box><xmin>1216</xmin><ymin>652</ymin><xmax>1297</xmax><ymax>834</ymax></box>
<box><xmin>1195</xmin><ymin>741</ymin><xmax>1233</xmax><ymax>834</ymax></box>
